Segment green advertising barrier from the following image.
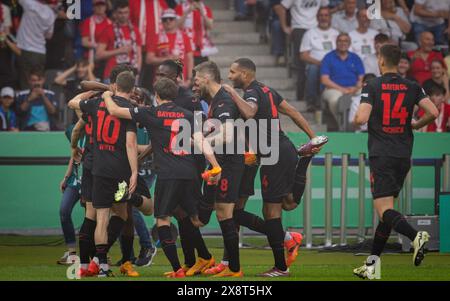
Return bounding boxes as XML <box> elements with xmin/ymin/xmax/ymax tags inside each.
<box><xmin>1</xmin><ymin>132</ymin><xmax>449</xmax><ymax>231</ymax></box>
<box><xmin>440</xmin><ymin>193</ymin><xmax>450</xmax><ymax>253</ymax></box>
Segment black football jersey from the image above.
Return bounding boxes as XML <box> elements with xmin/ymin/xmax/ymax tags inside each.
<box><xmin>80</xmin><ymin>96</ymin><xmax>137</xmax><ymax>179</ymax></box>
<box><xmin>129</xmin><ymin>102</ymin><xmax>198</xmax><ymax>180</ymax></box>
<box><xmin>81</xmin><ymin>112</ymin><xmax>94</xmax><ymax>170</ymax></box>
<box><xmin>360</xmin><ymin>73</ymin><xmax>428</xmax><ymax>158</ymax></box>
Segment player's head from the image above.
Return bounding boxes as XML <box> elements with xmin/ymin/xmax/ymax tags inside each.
<box><xmin>153</xmin><ymin>77</ymin><xmax>178</xmax><ymax>104</ymax></box>
<box><xmin>109</xmin><ymin>64</ymin><xmax>135</xmax><ymax>93</ymax></box>
<box><xmin>429</xmin><ymin>84</ymin><xmax>446</xmax><ymax>108</ymax></box>
<box><xmin>378</xmin><ymin>44</ymin><xmax>402</xmax><ymax>73</ymax></box>
<box><xmin>193</xmin><ymin>61</ymin><xmax>221</xmax><ymax>98</ymax></box>
<box><xmin>336</xmin><ymin>33</ymin><xmax>351</xmax><ymax>53</ymax></box>
<box><xmin>28</xmin><ymin>67</ymin><xmax>45</xmax><ymax>89</ymax></box>
<box><xmin>228</xmin><ymin>58</ymin><xmax>256</xmax><ymax>89</ymax></box>
<box><xmin>157</xmin><ymin>59</ymin><xmax>184</xmax><ymax>82</ymax></box>
<box><xmin>114</xmin><ymin>0</ymin><xmax>130</xmax><ymax>24</ymax></box>
<box><xmin>115</xmin><ymin>71</ymin><xmax>136</xmax><ymax>95</ymax></box>
<box><xmin>317</xmin><ymin>7</ymin><xmax>331</xmax><ymax>29</ymax></box>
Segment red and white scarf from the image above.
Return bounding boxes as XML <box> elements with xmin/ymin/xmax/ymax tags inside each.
<box><xmin>435</xmin><ymin>103</ymin><xmax>445</xmax><ymax>133</ymax></box>
<box><xmin>139</xmin><ymin>0</ymin><xmax>163</xmax><ymax>45</ymax></box>
<box><xmin>113</xmin><ymin>21</ymin><xmax>138</xmax><ymax>68</ymax></box>
<box><xmin>157</xmin><ymin>29</ymin><xmax>185</xmax><ymax>60</ymax></box>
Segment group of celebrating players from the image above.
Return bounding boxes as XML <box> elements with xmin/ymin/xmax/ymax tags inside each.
<box><xmin>66</xmin><ymin>43</ymin><xmax>438</xmax><ymax>280</ymax></box>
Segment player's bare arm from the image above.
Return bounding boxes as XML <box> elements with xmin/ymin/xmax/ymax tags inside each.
<box><xmin>126</xmin><ymin>131</ymin><xmax>139</xmax><ymax>195</ymax></box>
<box><xmin>193</xmin><ymin>131</ymin><xmax>222</xmax><ymax>183</ymax></box>
<box><xmin>412</xmin><ymin>98</ymin><xmax>439</xmax><ymax>130</ymax></box>
<box><xmin>81</xmin><ymin>80</ymin><xmax>110</xmax><ymax>92</ymax></box>
<box><xmin>70</xmin><ymin>118</ymin><xmax>86</xmax><ymax>162</ymax></box>
<box><xmin>354</xmin><ymin>103</ymin><xmax>373</xmax><ymax>126</ymax></box>
<box><xmin>205</xmin><ymin>120</ymin><xmax>234</xmax><ymax>147</ymax></box>
<box><xmin>222</xmin><ymin>84</ymin><xmax>258</xmax><ymax>119</ymax></box>
<box><xmin>137</xmin><ymin>144</ymin><xmax>153</xmax><ymax>164</ymax></box>
<box><xmin>278</xmin><ymin>100</ymin><xmax>316</xmax><ymax>140</ymax></box>
<box><xmin>103</xmin><ymin>91</ymin><xmax>132</xmax><ymax>120</ymax></box>
<box><xmin>68</xmin><ymin>90</ymin><xmax>98</xmax><ymax>110</ymax></box>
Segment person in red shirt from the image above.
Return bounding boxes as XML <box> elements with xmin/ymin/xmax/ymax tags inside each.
<box><xmin>408</xmin><ymin>31</ymin><xmax>446</xmax><ymax>85</ymax></box>
<box><xmin>146</xmin><ymin>9</ymin><xmax>194</xmax><ymax>86</ymax></box>
<box><xmin>417</xmin><ymin>84</ymin><xmax>450</xmax><ymax>132</ymax></box>
<box><xmin>129</xmin><ymin>0</ymin><xmax>168</xmax><ymax>48</ymax></box>
<box><xmin>175</xmin><ymin>0</ymin><xmax>216</xmax><ymax>66</ymax></box>
<box><xmin>80</xmin><ymin>0</ymin><xmax>112</xmax><ymax>77</ymax></box>
<box><xmin>96</xmin><ymin>0</ymin><xmax>142</xmax><ymax>81</ymax></box>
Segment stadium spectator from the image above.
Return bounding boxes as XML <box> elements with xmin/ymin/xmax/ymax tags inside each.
<box><xmin>0</xmin><ymin>2</ymin><xmax>11</xmax><ymax>35</ymax></box>
<box><xmin>0</xmin><ymin>2</ymin><xmax>17</xmax><ymax>89</ymax></box>
<box><xmin>363</xmin><ymin>33</ymin><xmax>390</xmax><ymax>77</ymax></box>
<box><xmin>16</xmin><ymin>68</ymin><xmax>58</xmax><ymax>131</ymax></box>
<box><xmin>369</xmin><ymin>0</ymin><xmax>413</xmax><ymax>50</ymax></box>
<box><xmin>16</xmin><ymin>0</ymin><xmax>57</xmax><ymax>89</ymax></box>
<box><xmin>0</xmin><ymin>86</ymin><xmax>18</xmax><ymax>131</ymax></box>
<box><xmin>79</xmin><ymin>0</ymin><xmax>112</xmax><ymax>76</ymax></box>
<box><xmin>331</xmin><ymin>0</ymin><xmax>358</xmax><ymax>33</ymax></box>
<box><xmin>234</xmin><ymin>0</ymin><xmax>250</xmax><ymax>21</ymax></box>
<box><xmin>279</xmin><ymin>0</ymin><xmax>330</xmax><ymax>101</ymax></box>
<box><xmin>410</xmin><ymin>0</ymin><xmax>450</xmax><ymax>46</ymax></box>
<box><xmin>175</xmin><ymin>0</ymin><xmax>216</xmax><ymax>66</ymax></box>
<box><xmin>146</xmin><ymin>9</ymin><xmax>193</xmax><ymax>86</ymax></box>
<box><xmin>422</xmin><ymin>60</ymin><xmax>450</xmax><ymax>100</ymax></box>
<box><xmin>96</xmin><ymin>0</ymin><xmax>142</xmax><ymax>82</ymax></box>
<box><xmin>300</xmin><ymin>7</ymin><xmax>338</xmax><ymax>112</ymax></box>
<box><xmin>348</xmin><ymin>73</ymin><xmax>376</xmax><ymax>132</ymax></box>
<box><xmin>349</xmin><ymin>8</ymin><xmax>378</xmax><ymax>61</ymax></box>
<box><xmin>417</xmin><ymin>84</ymin><xmax>450</xmax><ymax>132</ymax></box>
<box><xmin>408</xmin><ymin>31</ymin><xmax>446</xmax><ymax>85</ymax></box>
<box><xmin>270</xmin><ymin>0</ymin><xmax>286</xmax><ymax>65</ymax></box>
<box><xmin>398</xmin><ymin>53</ymin><xmax>416</xmax><ymax>81</ymax></box>
<box><xmin>321</xmin><ymin>33</ymin><xmax>365</xmax><ymax>125</ymax></box>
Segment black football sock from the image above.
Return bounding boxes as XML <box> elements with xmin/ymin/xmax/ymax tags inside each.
<box><xmin>219</xmin><ymin>219</ymin><xmax>240</xmax><ymax>272</ymax></box>
<box><xmin>371</xmin><ymin>221</ymin><xmax>392</xmax><ymax>257</ymax></box>
<box><xmin>383</xmin><ymin>209</ymin><xmax>418</xmax><ymax>241</ymax></box>
<box><xmin>95</xmin><ymin>244</ymin><xmax>108</xmax><ymax>265</ymax></box>
<box><xmin>128</xmin><ymin>193</ymin><xmax>144</xmax><ymax>208</ymax></box>
<box><xmin>79</xmin><ymin>218</ymin><xmax>96</xmax><ymax>264</ymax></box>
<box><xmin>198</xmin><ymin>204</ymin><xmax>213</xmax><ymax>225</ymax></box>
<box><xmin>120</xmin><ymin>235</ymin><xmax>134</xmax><ymax>263</ymax></box>
<box><xmin>177</xmin><ymin>218</ymin><xmax>196</xmax><ymax>267</ymax></box>
<box><xmin>158</xmin><ymin>225</ymin><xmax>181</xmax><ymax>271</ymax></box>
<box><xmin>293</xmin><ymin>156</ymin><xmax>312</xmax><ymax>204</ymax></box>
<box><xmin>107</xmin><ymin>216</ymin><xmax>126</xmax><ymax>251</ymax></box>
<box><xmin>233</xmin><ymin>209</ymin><xmax>266</xmax><ymax>234</ymax></box>
<box><xmin>265</xmin><ymin>218</ymin><xmax>287</xmax><ymax>271</ymax></box>
<box><xmin>189</xmin><ymin>223</ymin><xmax>212</xmax><ymax>260</ymax></box>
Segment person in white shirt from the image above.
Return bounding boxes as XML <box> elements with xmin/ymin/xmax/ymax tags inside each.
<box><xmin>348</xmin><ymin>73</ymin><xmax>376</xmax><ymax>132</ymax></box>
<box><xmin>363</xmin><ymin>33</ymin><xmax>391</xmax><ymax>77</ymax></box>
<box><xmin>331</xmin><ymin>0</ymin><xmax>358</xmax><ymax>33</ymax></box>
<box><xmin>349</xmin><ymin>9</ymin><xmax>378</xmax><ymax>61</ymax></box>
<box><xmin>300</xmin><ymin>7</ymin><xmax>339</xmax><ymax>112</ymax></box>
<box><xmin>278</xmin><ymin>0</ymin><xmax>330</xmax><ymax>101</ymax></box>
<box><xmin>370</xmin><ymin>0</ymin><xmax>414</xmax><ymax>51</ymax></box>
<box><xmin>16</xmin><ymin>0</ymin><xmax>56</xmax><ymax>89</ymax></box>
<box><xmin>410</xmin><ymin>0</ymin><xmax>450</xmax><ymax>45</ymax></box>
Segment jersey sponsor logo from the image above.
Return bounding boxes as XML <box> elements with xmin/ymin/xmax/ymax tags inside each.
<box><xmin>361</xmin><ymin>93</ymin><xmax>369</xmax><ymax>97</ymax></box>
<box><xmin>382</xmin><ymin>83</ymin><xmax>408</xmax><ymax>91</ymax></box>
<box><xmin>218</xmin><ymin>112</ymin><xmax>230</xmax><ymax>118</ymax></box>
<box><xmin>246</xmin><ymin>97</ymin><xmax>258</xmax><ymax>102</ymax></box>
<box><xmin>157</xmin><ymin>111</ymin><xmax>186</xmax><ymax>118</ymax></box>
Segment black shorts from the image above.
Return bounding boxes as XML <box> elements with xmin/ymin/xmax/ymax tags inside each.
<box><xmin>81</xmin><ymin>166</ymin><xmax>93</xmax><ymax>202</ymax></box>
<box><xmin>204</xmin><ymin>156</ymin><xmax>245</xmax><ymax>204</ymax></box>
<box><xmin>136</xmin><ymin>175</ymin><xmax>151</xmax><ymax>199</ymax></box>
<box><xmin>92</xmin><ymin>175</ymin><xmax>127</xmax><ymax>209</ymax></box>
<box><xmin>260</xmin><ymin>140</ymin><xmax>298</xmax><ymax>203</ymax></box>
<box><xmin>369</xmin><ymin>156</ymin><xmax>411</xmax><ymax>199</ymax></box>
<box><xmin>154</xmin><ymin>178</ymin><xmax>202</xmax><ymax>218</ymax></box>
<box><xmin>239</xmin><ymin>164</ymin><xmax>259</xmax><ymax>198</ymax></box>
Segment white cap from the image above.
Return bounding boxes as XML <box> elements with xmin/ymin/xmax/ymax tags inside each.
<box><xmin>0</xmin><ymin>87</ymin><xmax>14</xmax><ymax>98</ymax></box>
<box><xmin>161</xmin><ymin>9</ymin><xmax>178</xmax><ymax>19</ymax></box>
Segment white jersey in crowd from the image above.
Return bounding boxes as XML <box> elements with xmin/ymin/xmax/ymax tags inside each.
<box><xmin>0</xmin><ymin>4</ymin><xmax>12</xmax><ymax>33</ymax></box>
<box><xmin>370</xmin><ymin>6</ymin><xmax>409</xmax><ymax>42</ymax></box>
<box><xmin>349</xmin><ymin>28</ymin><xmax>378</xmax><ymax>60</ymax></box>
<box><xmin>331</xmin><ymin>10</ymin><xmax>358</xmax><ymax>33</ymax></box>
<box><xmin>281</xmin><ymin>0</ymin><xmax>330</xmax><ymax>29</ymax></box>
<box><xmin>16</xmin><ymin>0</ymin><xmax>56</xmax><ymax>55</ymax></box>
<box><xmin>363</xmin><ymin>54</ymin><xmax>380</xmax><ymax>77</ymax></box>
<box><xmin>300</xmin><ymin>26</ymin><xmax>339</xmax><ymax>61</ymax></box>
<box><xmin>410</xmin><ymin>0</ymin><xmax>450</xmax><ymax>27</ymax></box>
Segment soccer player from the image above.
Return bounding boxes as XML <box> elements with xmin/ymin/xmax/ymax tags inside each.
<box><xmin>103</xmin><ymin>77</ymin><xmax>222</xmax><ymax>278</ymax></box>
<box><xmin>69</xmin><ymin>70</ymin><xmax>141</xmax><ymax>277</ymax></box>
<box><xmin>353</xmin><ymin>44</ymin><xmax>439</xmax><ymax>279</ymax></box>
<box><xmin>222</xmin><ymin>58</ymin><xmax>327</xmax><ymax>277</ymax></box>
<box><xmin>192</xmin><ymin>61</ymin><xmax>245</xmax><ymax>277</ymax></box>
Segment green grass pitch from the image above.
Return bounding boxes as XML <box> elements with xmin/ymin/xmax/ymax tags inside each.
<box><xmin>0</xmin><ymin>235</ymin><xmax>449</xmax><ymax>281</ymax></box>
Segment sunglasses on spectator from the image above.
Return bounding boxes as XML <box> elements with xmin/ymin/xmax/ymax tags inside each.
<box><xmin>162</xmin><ymin>18</ymin><xmax>176</xmax><ymax>22</ymax></box>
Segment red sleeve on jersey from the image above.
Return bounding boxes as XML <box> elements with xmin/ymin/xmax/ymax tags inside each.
<box><xmin>80</xmin><ymin>19</ymin><xmax>89</xmax><ymax>38</ymax></box>
<box><xmin>98</xmin><ymin>24</ymin><xmax>113</xmax><ymax>47</ymax></box>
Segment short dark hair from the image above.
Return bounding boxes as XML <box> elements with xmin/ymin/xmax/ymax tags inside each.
<box><xmin>110</xmin><ymin>64</ymin><xmax>135</xmax><ymax>83</ymax></box>
<box><xmin>29</xmin><ymin>67</ymin><xmax>45</xmax><ymax>79</ymax></box>
<box><xmin>234</xmin><ymin>58</ymin><xmax>256</xmax><ymax>73</ymax></box>
<box><xmin>161</xmin><ymin>59</ymin><xmax>184</xmax><ymax>78</ymax></box>
<box><xmin>429</xmin><ymin>84</ymin><xmax>446</xmax><ymax>96</ymax></box>
<box><xmin>75</xmin><ymin>58</ymin><xmax>89</xmax><ymax>67</ymax></box>
<box><xmin>400</xmin><ymin>52</ymin><xmax>411</xmax><ymax>63</ymax></box>
<box><xmin>194</xmin><ymin>61</ymin><xmax>221</xmax><ymax>83</ymax></box>
<box><xmin>380</xmin><ymin>44</ymin><xmax>402</xmax><ymax>68</ymax></box>
<box><xmin>375</xmin><ymin>33</ymin><xmax>390</xmax><ymax>44</ymax></box>
<box><xmin>116</xmin><ymin>71</ymin><xmax>135</xmax><ymax>93</ymax></box>
<box><xmin>114</xmin><ymin>0</ymin><xmax>129</xmax><ymax>10</ymax></box>
<box><xmin>154</xmin><ymin>78</ymin><xmax>178</xmax><ymax>101</ymax></box>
